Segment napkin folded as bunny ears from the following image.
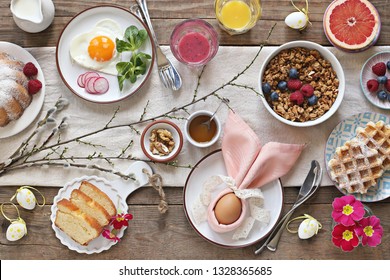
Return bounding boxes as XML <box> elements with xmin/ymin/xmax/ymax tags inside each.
<box><xmin>192</xmin><ymin>111</ymin><xmax>305</xmax><ymax>238</ymax></box>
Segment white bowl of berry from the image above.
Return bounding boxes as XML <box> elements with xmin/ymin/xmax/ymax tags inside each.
<box><xmin>259</xmin><ymin>40</ymin><xmax>345</xmax><ymax>127</ymax></box>
<box><xmin>360</xmin><ymin>51</ymin><xmax>390</xmax><ymax>110</ymax></box>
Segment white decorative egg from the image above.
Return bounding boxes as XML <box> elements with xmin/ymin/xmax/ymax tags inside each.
<box><xmin>285</xmin><ymin>11</ymin><xmax>308</xmax><ymax>30</ymax></box>
<box><xmin>6</xmin><ymin>220</ymin><xmax>27</xmax><ymax>241</ymax></box>
<box><xmin>298</xmin><ymin>218</ymin><xmax>320</xmax><ymax>239</ymax></box>
<box><xmin>17</xmin><ymin>187</ymin><xmax>36</xmax><ymax>210</ymax></box>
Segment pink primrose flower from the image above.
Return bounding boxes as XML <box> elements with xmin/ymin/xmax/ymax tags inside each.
<box><xmin>110</xmin><ymin>213</ymin><xmax>133</xmax><ymax>230</ymax></box>
<box><xmin>331</xmin><ymin>195</ymin><xmax>365</xmax><ymax>226</ymax></box>
<box><xmin>355</xmin><ymin>216</ymin><xmax>383</xmax><ymax>247</ymax></box>
<box><xmin>102</xmin><ymin>229</ymin><xmax>121</xmax><ymax>242</ymax></box>
<box><xmin>332</xmin><ymin>224</ymin><xmax>359</xmax><ymax>252</ymax></box>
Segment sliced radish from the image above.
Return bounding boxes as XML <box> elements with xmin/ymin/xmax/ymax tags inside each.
<box><xmin>85</xmin><ymin>76</ymin><xmax>100</xmax><ymax>94</ymax></box>
<box><xmin>77</xmin><ymin>73</ymin><xmax>85</xmax><ymax>88</ymax></box>
<box><xmin>92</xmin><ymin>77</ymin><xmax>109</xmax><ymax>94</ymax></box>
<box><xmin>82</xmin><ymin>71</ymin><xmax>100</xmax><ymax>86</ymax></box>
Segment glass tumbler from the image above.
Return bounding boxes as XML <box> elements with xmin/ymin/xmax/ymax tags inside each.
<box><xmin>170</xmin><ymin>19</ymin><xmax>219</xmax><ymax>67</ymax></box>
<box><xmin>215</xmin><ymin>0</ymin><xmax>262</xmax><ymax>35</ymax></box>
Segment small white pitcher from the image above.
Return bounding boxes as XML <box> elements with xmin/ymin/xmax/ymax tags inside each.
<box><xmin>10</xmin><ymin>0</ymin><xmax>55</xmax><ymax>33</ymax></box>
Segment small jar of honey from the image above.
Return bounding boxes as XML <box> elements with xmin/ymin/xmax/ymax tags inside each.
<box><xmin>184</xmin><ymin>110</ymin><xmax>221</xmax><ymax>148</ymax></box>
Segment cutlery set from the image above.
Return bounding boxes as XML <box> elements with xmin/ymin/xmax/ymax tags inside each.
<box><xmin>255</xmin><ymin>160</ymin><xmax>323</xmax><ymax>254</ymax></box>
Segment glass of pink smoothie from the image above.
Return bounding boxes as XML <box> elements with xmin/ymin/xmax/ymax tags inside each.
<box><xmin>170</xmin><ymin>19</ymin><xmax>219</xmax><ymax>67</ymax></box>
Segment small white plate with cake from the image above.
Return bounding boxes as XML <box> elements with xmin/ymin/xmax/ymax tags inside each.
<box><xmin>0</xmin><ymin>41</ymin><xmax>45</xmax><ymax>138</ymax></box>
<box><xmin>50</xmin><ymin>161</ymin><xmax>152</xmax><ymax>254</ymax></box>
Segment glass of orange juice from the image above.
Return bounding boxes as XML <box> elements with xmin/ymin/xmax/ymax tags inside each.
<box><xmin>215</xmin><ymin>0</ymin><xmax>261</xmax><ymax>35</ymax></box>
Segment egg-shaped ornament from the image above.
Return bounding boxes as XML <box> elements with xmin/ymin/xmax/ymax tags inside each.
<box><xmin>16</xmin><ymin>187</ymin><xmax>37</xmax><ymax>210</ymax></box>
<box><xmin>297</xmin><ymin>216</ymin><xmax>321</xmax><ymax>239</ymax></box>
<box><xmin>285</xmin><ymin>11</ymin><xmax>308</xmax><ymax>30</ymax></box>
<box><xmin>11</xmin><ymin>186</ymin><xmax>45</xmax><ymax>210</ymax></box>
<box><xmin>6</xmin><ymin>218</ymin><xmax>27</xmax><ymax>242</ymax></box>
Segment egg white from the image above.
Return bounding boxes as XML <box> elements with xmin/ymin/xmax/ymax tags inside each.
<box><xmin>70</xmin><ymin>19</ymin><xmax>122</xmax><ymax>75</ymax></box>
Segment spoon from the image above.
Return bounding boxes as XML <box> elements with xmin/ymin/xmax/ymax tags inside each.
<box><xmin>201</xmin><ymin>98</ymin><xmax>229</xmax><ymax>130</ymax></box>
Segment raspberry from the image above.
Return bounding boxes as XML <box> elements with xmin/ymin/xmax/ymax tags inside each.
<box><xmin>372</xmin><ymin>62</ymin><xmax>386</xmax><ymax>76</ymax></box>
<box><xmin>23</xmin><ymin>62</ymin><xmax>38</xmax><ymax>77</ymax></box>
<box><xmin>300</xmin><ymin>84</ymin><xmax>314</xmax><ymax>97</ymax></box>
<box><xmin>27</xmin><ymin>79</ymin><xmax>42</xmax><ymax>95</ymax></box>
<box><xmin>290</xmin><ymin>91</ymin><xmax>304</xmax><ymax>105</ymax></box>
<box><xmin>385</xmin><ymin>80</ymin><xmax>390</xmax><ymax>92</ymax></box>
<box><xmin>367</xmin><ymin>79</ymin><xmax>379</xmax><ymax>92</ymax></box>
<box><xmin>287</xmin><ymin>79</ymin><xmax>302</xmax><ymax>91</ymax></box>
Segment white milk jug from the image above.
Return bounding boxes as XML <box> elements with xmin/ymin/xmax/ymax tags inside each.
<box><xmin>10</xmin><ymin>0</ymin><xmax>55</xmax><ymax>33</ymax></box>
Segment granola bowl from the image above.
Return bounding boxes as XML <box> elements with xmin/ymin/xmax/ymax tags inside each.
<box><xmin>259</xmin><ymin>40</ymin><xmax>345</xmax><ymax>127</ymax></box>
<box><xmin>140</xmin><ymin>120</ymin><xmax>183</xmax><ymax>163</ymax></box>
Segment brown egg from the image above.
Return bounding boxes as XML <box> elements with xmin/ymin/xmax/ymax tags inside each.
<box><xmin>214</xmin><ymin>193</ymin><xmax>242</xmax><ymax>225</ymax></box>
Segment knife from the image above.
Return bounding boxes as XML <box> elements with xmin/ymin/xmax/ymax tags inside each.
<box><xmin>266</xmin><ymin>160</ymin><xmax>319</xmax><ymax>251</ymax></box>
<box><xmin>254</xmin><ymin>160</ymin><xmax>319</xmax><ymax>254</ymax></box>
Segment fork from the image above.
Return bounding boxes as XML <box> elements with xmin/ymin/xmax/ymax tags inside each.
<box><xmin>136</xmin><ymin>0</ymin><xmax>182</xmax><ymax>91</ymax></box>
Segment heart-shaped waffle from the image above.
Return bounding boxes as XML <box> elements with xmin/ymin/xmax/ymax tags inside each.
<box><xmin>328</xmin><ymin>138</ymin><xmax>384</xmax><ymax>194</ymax></box>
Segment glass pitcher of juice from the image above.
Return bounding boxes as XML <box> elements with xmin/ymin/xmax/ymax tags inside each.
<box><xmin>215</xmin><ymin>0</ymin><xmax>261</xmax><ymax>35</ymax></box>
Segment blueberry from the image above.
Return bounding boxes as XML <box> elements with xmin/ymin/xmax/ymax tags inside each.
<box><xmin>270</xmin><ymin>92</ymin><xmax>279</xmax><ymax>101</ymax></box>
<box><xmin>307</xmin><ymin>95</ymin><xmax>318</xmax><ymax>106</ymax></box>
<box><xmin>377</xmin><ymin>90</ymin><xmax>388</xmax><ymax>100</ymax></box>
<box><xmin>289</xmin><ymin>68</ymin><xmax>299</xmax><ymax>79</ymax></box>
<box><xmin>277</xmin><ymin>80</ymin><xmax>288</xmax><ymax>91</ymax></box>
<box><xmin>387</xmin><ymin>61</ymin><xmax>390</xmax><ymax>70</ymax></box>
<box><xmin>377</xmin><ymin>76</ymin><xmax>388</xmax><ymax>84</ymax></box>
<box><xmin>262</xmin><ymin>82</ymin><xmax>272</xmax><ymax>94</ymax></box>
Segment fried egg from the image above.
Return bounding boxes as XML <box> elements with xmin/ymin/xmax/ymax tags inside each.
<box><xmin>70</xmin><ymin>19</ymin><xmax>122</xmax><ymax>75</ymax></box>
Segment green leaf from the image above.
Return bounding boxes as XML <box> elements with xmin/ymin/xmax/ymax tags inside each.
<box><xmin>129</xmin><ymin>74</ymin><xmax>137</xmax><ymax>84</ymax></box>
<box><xmin>115</xmin><ymin>38</ymin><xmax>132</xmax><ymax>53</ymax></box>
<box><xmin>134</xmin><ymin>29</ymin><xmax>148</xmax><ymax>49</ymax></box>
<box><xmin>116</xmin><ymin>51</ymin><xmax>152</xmax><ymax>90</ymax></box>
<box><xmin>117</xmin><ymin>75</ymin><xmax>126</xmax><ymax>91</ymax></box>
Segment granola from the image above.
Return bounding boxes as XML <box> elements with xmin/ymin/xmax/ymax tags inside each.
<box><xmin>262</xmin><ymin>47</ymin><xmax>339</xmax><ymax>122</ymax></box>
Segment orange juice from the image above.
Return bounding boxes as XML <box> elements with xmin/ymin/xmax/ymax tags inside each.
<box><xmin>219</xmin><ymin>1</ymin><xmax>252</xmax><ymax>30</ymax></box>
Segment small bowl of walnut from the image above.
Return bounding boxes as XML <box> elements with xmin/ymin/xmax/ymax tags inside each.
<box><xmin>140</xmin><ymin>120</ymin><xmax>183</xmax><ymax>162</ymax></box>
<box><xmin>259</xmin><ymin>40</ymin><xmax>345</xmax><ymax>127</ymax></box>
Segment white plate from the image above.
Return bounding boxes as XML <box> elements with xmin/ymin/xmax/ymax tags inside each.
<box><xmin>50</xmin><ymin>161</ymin><xmax>153</xmax><ymax>254</ymax></box>
<box><xmin>325</xmin><ymin>112</ymin><xmax>390</xmax><ymax>202</ymax></box>
<box><xmin>360</xmin><ymin>52</ymin><xmax>390</xmax><ymax>110</ymax></box>
<box><xmin>183</xmin><ymin>150</ymin><xmax>283</xmax><ymax>248</ymax></box>
<box><xmin>50</xmin><ymin>176</ymin><xmax>128</xmax><ymax>254</ymax></box>
<box><xmin>56</xmin><ymin>5</ymin><xmax>155</xmax><ymax>104</ymax></box>
<box><xmin>0</xmin><ymin>41</ymin><xmax>45</xmax><ymax>138</ymax></box>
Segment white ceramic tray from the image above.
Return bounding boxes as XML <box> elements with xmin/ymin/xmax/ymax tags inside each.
<box><xmin>50</xmin><ymin>161</ymin><xmax>152</xmax><ymax>254</ymax></box>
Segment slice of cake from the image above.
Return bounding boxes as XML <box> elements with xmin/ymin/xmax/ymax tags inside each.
<box><xmin>70</xmin><ymin>189</ymin><xmax>111</xmax><ymax>227</ymax></box>
<box><xmin>79</xmin><ymin>181</ymin><xmax>117</xmax><ymax>217</ymax></box>
<box><xmin>55</xmin><ymin>199</ymin><xmax>102</xmax><ymax>246</ymax></box>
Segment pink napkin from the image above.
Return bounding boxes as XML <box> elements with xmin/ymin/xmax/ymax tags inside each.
<box><xmin>207</xmin><ymin>111</ymin><xmax>305</xmax><ymax>233</ymax></box>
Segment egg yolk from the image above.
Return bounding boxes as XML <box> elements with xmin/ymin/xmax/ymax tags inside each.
<box><xmin>88</xmin><ymin>36</ymin><xmax>115</xmax><ymax>62</ymax></box>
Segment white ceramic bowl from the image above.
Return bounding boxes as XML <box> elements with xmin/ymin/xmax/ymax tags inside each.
<box><xmin>140</xmin><ymin>120</ymin><xmax>183</xmax><ymax>162</ymax></box>
<box><xmin>184</xmin><ymin>110</ymin><xmax>221</xmax><ymax>148</ymax></box>
<box><xmin>259</xmin><ymin>40</ymin><xmax>345</xmax><ymax>127</ymax></box>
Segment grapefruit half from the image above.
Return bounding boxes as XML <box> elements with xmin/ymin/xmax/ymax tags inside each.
<box><xmin>324</xmin><ymin>0</ymin><xmax>381</xmax><ymax>52</ymax></box>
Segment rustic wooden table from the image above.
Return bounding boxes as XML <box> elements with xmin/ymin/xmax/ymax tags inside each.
<box><xmin>0</xmin><ymin>0</ymin><xmax>389</xmax><ymax>260</ymax></box>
